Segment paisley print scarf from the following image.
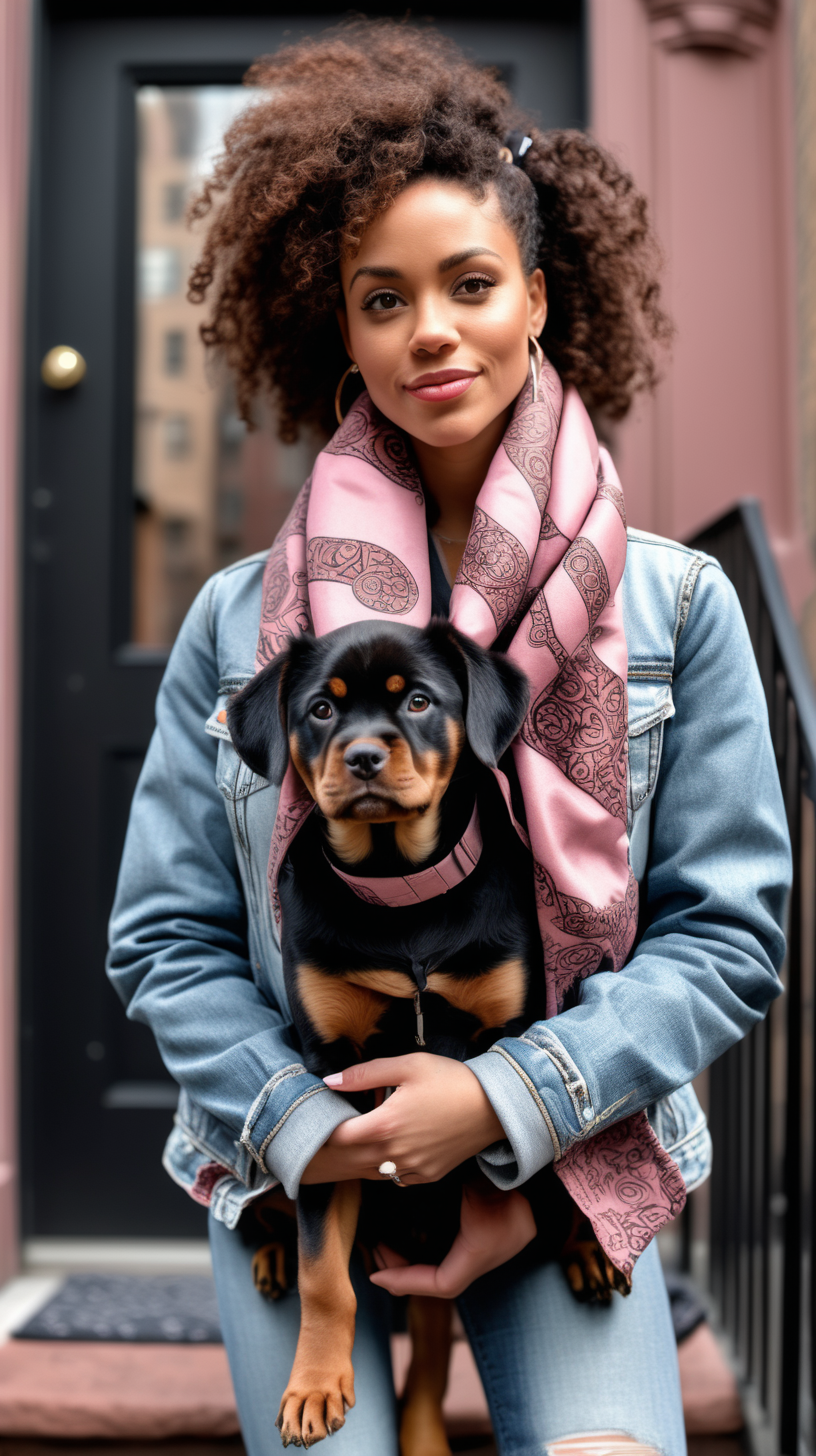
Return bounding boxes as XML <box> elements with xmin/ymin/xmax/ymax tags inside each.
<box><xmin>255</xmin><ymin>356</ymin><xmax>686</xmax><ymax>1279</ymax></box>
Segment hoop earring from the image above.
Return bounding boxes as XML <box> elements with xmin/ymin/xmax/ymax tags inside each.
<box><xmin>529</xmin><ymin>337</ymin><xmax>544</xmax><ymax>404</ymax></box>
<box><xmin>334</xmin><ymin>363</ymin><xmax>360</xmax><ymax>425</ymax></box>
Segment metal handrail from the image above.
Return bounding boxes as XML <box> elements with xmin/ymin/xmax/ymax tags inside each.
<box><xmin>687</xmin><ymin>499</ymin><xmax>815</xmax><ymax>1456</ymax></box>
<box><xmin>722</xmin><ymin>500</ymin><xmax>816</xmax><ymax>790</ymax></box>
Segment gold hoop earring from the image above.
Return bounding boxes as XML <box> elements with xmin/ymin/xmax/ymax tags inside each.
<box><xmin>334</xmin><ymin>363</ymin><xmax>360</xmax><ymax>425</ymax></box>
<box><xmin>529</xmin><ymin>337</ymin><xmax>544</xmax><ymax>404</ymax></box>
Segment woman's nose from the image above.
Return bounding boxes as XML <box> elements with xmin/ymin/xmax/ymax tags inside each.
<box><xmin>409</xmin><ymin>299</ymin><xmax>459</xmax><ymax>356</ymax></box>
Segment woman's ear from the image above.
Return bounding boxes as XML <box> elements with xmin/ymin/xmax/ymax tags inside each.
<box><xmin>227</xmin><ymin>651</ymin><xmax>292</xmax><ymax>784</ymax></box>
<box><xmin>429</xmin><ymin>623</ymin><xmax>530</xmax><ymax>767</ymax></box>
<box><xmin>335</xmin><ymin>307</ymin><xmax>354</xmax><ymax>361</ymax></box>
<box><xmin>527</xmin><ymin>268</ymin><xmax>547</xmax><ymax>339</ymax></box>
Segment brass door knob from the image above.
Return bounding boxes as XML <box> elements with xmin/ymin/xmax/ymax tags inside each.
<box><xmin>41</xmin><ymin>346</ymin><xmax>86</xmax><ymax>390</ymax></box>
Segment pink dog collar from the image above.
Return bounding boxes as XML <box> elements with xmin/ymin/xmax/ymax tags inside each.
<box><xmin>326</xmin><ymin>804</ymin><xmax>482</xmax><ymax>907</ymax></box>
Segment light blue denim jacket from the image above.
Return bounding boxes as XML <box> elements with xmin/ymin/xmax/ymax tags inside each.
<box><xmin>107</xmin><ymin>530</ymin><xmax>791</xmax><ymax>1228</ymax></box>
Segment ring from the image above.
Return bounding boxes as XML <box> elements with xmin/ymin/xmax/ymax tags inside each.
<box><xmin>378</xmin><ymin>1160</ymin><xmax>403</xmax><ymax>1185</ymax></box>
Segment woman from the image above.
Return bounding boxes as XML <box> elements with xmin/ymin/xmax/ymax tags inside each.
<box><xmin>108</xmin><ymin>21</ymin><xmax>790</xmax><ymax>1456</ymax></box>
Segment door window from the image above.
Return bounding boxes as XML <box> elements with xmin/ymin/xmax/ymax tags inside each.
<box><xmin>133</xmin><ymin>85</ymin><xmax>321</xmax><ymax>649</ymax></box>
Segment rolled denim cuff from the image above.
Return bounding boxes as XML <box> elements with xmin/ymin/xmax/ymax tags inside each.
<box><xmin>466</xmin><ymin>1048</ymin><xmax>556</xmax><ymax>1190</ymax></box>
<box><xmin>262</xmin><ymin>1086</ymin><xmax>359</xmax><ymax>1199</ymax></box>
<box><xmin>481</xmin><ymin>1022</ymin><xmax>609</xmax><ymax>1154</ymax></box>
<box><xmin>240</xmin><ymin>1062</ymin><xmax>359</xmax><ymax>1193</ymax></box>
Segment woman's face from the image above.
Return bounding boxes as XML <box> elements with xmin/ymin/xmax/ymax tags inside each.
<box><xmin>337</xmin><ymin>178</ymin><xmax>546</xmax><ymax>449</ymax></box>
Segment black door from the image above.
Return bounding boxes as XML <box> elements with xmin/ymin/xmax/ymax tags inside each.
<box><xmin>21</xmin><ymin>2</ymin><xmax>585</xmax><ymax>1239</ymax></box>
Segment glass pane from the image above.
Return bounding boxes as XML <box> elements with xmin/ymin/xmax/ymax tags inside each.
<box><xmin>133</xmin><ymin>85</ymin><xmax>322</xmax><ymax>650</ymax></box>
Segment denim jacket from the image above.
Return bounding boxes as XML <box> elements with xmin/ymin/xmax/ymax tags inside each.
<box><xmin>107</xmin><ymin>530</ymin><xmax>791</xmax><ymax>1229</ymax></box>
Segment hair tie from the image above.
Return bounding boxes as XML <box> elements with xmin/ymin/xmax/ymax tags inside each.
<box><xmin>499</xmin><ymin>131</ymin><xmax>533</xmax><ymax>166</ymax></box>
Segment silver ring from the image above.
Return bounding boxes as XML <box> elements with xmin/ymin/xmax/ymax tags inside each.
<box><xmin>378</xmin><ymin>1160</ymin><xmax>403</xmax><ymax>1185</ymax></box>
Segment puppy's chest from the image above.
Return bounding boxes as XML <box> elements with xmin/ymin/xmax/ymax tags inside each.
<box><xmin>282</xmin><ymin>824</ymin><xmax>542</xmax><ymax>1059</ymax></box>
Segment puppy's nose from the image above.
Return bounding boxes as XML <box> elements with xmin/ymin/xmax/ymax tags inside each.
<box><xmin>344</xmin><ymin>742</ymin><xmax>388</xmax><ymax>781</ymax></box>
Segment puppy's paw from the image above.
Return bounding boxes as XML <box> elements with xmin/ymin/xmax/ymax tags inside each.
<box><xmin>561</xmin><ymin>1221</ymin><xmax>632</xmax><ymax>1305</ymax></box>
<box><xmin>276</xmin><ymin>1363</ymin><xmax>355</xmax><ymax>1448</ymax></box>
<box><xmin>252</xmin><ymin>1242</ymin><xmax>288</xmax><ymax>1301</ymax></box>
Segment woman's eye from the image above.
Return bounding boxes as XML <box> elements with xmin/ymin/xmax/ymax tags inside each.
<box><xmin>311</xmin><ymin>701</ymin><xmax>333</xmax><ymax>720</ymax></box>
<box><xmin>454</xmin><ymin>274</ymin><xmax>495</xmax><ymax>298</ymax></box>
<box><xmin>363</xmin><ymin>291</ymin><xmax>405</xmax><ymax>312</ymax></box>
<box><xmin>408</xmin><ymin>694</ymin><xmax>430</xmax><ymax>713</ymax></box>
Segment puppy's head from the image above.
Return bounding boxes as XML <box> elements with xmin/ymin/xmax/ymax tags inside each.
<box><xmin>227</xmin><ymin>620</ymin><xmax>529</xmax><ymax>863</ymax></box>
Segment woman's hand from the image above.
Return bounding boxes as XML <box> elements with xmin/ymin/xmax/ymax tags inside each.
<box><xmin>369</xmin><ymin>1181</ymin><xmax>537</xmax><ymax>1298</ymax></box>
<box><xmin>300</xmin><ymin>1054</ymin><xmax>505</xmax><ymax>1185</ymax></box>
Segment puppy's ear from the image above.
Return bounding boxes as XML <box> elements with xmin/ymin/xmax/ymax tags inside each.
<box><xmin>430</xmin><ymin>621</ymin><xmax>530</xmax><ymax>768</ymax></box>
<box><xmin>227</xmin><ymin>650</ymin><xmax>293</xmax><ymax>784</ymax></box>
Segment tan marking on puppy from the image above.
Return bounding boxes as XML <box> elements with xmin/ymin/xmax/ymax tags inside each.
<box><xmin>427</xmin><ymin>958</ymin><xmax>527</xmax><ymax>1031</ymax></box>
<box><xmin>334</xmin><ymin>961</ymin><xmax>526</xmax><ymax>1032</ymax></box>
<box><xmin>386</xmin><ymin>674</ymin><xmax>405</xmax><ymax>693</ymax></box>
<box><xmin>313</xmin><ymin>721</ymin><xmax>463</xmax><ymax>825</ymax></box>
<box><xmin>325</xmin><ymin>819</ymin><xmax>373</xmax><ymax>864</ymax></box>
<box><xmin>252</xmin><ymin>1242</ymin><xmax>288</xmax><ymax>1302</ymax></box>
<box><xmin>298</xmin><ymin>964</ymin><xmax>390</xmax><ymax>1052</ymax></box>
<box><xmin>346</xmin><ymin>968</ymin><xmax>416</xmax><ymax>998</ymax></box>
<box><xmin>389</xmin><ymin>724</ymin><xmax>462</xmax><ymax>857</ymax></box>
<box><xmin>560</xmin><ymin>1206</ymin><xmax>632</xmax><ymax>1306</ymax></box>
<box><xmin>394</xmin><ymin>805</ymin><xmax>441</xmax><ymax>864</ymax></box>
<box><xmin>380</xmin><ymin>737</ymin><xmax>433</xmax><ymax>805</ymax></box>
<box><xmin>277</xmin><ymin>1179</ymin><xmax>361</xmax><ymax>1448</ymax></box>
<box><xmin>313</xmin><ymin>737</ymin><xmax>423</xmax><ymax>820</ymax></box>
<box><xmin>400</xmin><ymin>1296</ymin><xmax>453</xmax><ymax>1456</ymax></box>
<box><xmin>328</xmin><ymin>677</ymin><xmax>347</xmax><ymax>698</ymax></box>
<box><xmin>289</xmin><ymin>735</ymin><xmax>316</xmax><ymax>798</ymax></box>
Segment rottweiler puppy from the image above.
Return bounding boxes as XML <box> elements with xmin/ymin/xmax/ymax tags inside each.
<box><xmin>228</xmin><ymin>620</ymin><xmax>629</xmax><ymax>1453</ymax></box>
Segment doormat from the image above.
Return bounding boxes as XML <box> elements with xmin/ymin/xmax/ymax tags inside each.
<box><xmin>13</xmin><ymin>1274</ymin><xmax>222</xmax><ymax>1343</ymax></box>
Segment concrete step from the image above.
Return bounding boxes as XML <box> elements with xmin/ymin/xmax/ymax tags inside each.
<box><xmin>0</xmin><ymin>1265</ymin><xmax>742</xmax><ymax>1445</ymax></box>
<box><xmin>0</xmin><ymin>1333</ymin><xmax>491</xmax><ymax>1442</ymax></box>
<box><xmin>0</xmin><ymin>1325</ymin><xmax>742</xmax><ymax>1443</ymax></box>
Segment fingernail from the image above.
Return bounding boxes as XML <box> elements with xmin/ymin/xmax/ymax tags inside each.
<box><xmin>323</xmin><ymin>1073</ymin><xmax>343</xmax><ymax>1086</ymax></box>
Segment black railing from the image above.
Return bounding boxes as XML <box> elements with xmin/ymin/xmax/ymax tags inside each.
<box><xmin>687</xmin><ymin>501</ymin><xmax>816</xmax><ymax>1456</ymax></box>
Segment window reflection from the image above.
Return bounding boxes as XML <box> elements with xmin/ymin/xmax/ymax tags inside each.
<box><xmin>133</xmin><ymin>85</ymin><xmax>322</xmax><ymax>650</ymax></box>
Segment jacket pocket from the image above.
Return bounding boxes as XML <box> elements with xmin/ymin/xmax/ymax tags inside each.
<box><xmin>647</xmin><ymin>1082</ymin><xmax>712</xmax><ymax>1192</ymax></box>
<box><xmin>206</xmin><ymin>676</ymin><xmax>268</xmax><ymax>842</ymax></box>
<box><xmin>627</xmin><ymin>676</ymin><xmax>675</xmax><ymax>878</ymax></box>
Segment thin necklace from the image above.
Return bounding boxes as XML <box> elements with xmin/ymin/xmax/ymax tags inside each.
<box><xmin>432</xmin><ymin>528</ymin><xmax>469</xmax><ymax>545</ymax></box>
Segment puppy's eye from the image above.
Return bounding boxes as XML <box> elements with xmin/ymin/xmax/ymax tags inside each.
<box><xmin>407</xmin><ymin>694</ymin><xmax>430</xmax><ymax>713</ymax></box>
<box><xmin>311</xmin><ymin>701</ymin><xmax>333</xmax><ymax>720</ymax></box>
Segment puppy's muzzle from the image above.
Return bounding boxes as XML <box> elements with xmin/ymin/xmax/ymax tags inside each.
<box><xmin>343</xmin><ymin>741</ymin><xmax>388</xmax><ymax>781</ymax></box>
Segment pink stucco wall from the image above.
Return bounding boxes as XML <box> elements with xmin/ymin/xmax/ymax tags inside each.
<box><xmin>590</xmin><ymin>0</ymin><xmax>813</xmax><ymax>617</ymax></box>
<box><xmin>0</xmin><ymin>0</ymin><xmax>28</xmax><ymax>1281</ymax></box>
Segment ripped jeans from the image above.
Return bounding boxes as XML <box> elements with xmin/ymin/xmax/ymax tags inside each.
<box><xmin>209</xmin><ymin>1212</ymin><xmax>686</xmax><ymax>1456</ymax></box>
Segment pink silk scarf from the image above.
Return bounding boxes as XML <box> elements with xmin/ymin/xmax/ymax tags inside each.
<box><xmin>254</xmin><ymin>358</ymin><xmax>686</xmax><ymax>1278</ymax></box>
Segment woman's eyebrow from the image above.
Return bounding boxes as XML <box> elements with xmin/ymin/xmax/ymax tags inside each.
<box><xmin>348</xmin><ymin>247</ymin><xmax>503</xmax><ymax>292</ymax></box>
<box><xmin>348</xmin><ymin>265</ymin><xmax>403</xmax><ymax>290</ymax></box>
<box><xmin>438</xmin><ymin>247</ymin><xmax>502</xmax><ymax>271</ymax></box>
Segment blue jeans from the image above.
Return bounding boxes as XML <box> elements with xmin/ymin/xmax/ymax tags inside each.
<box><xmin>209</xmin><ymin>1211</ymin><xmax>686</xmax><ymax>1456</ymax></box>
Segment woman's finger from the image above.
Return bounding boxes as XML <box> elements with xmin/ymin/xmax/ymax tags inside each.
<box><xmin>323</xmin><ymin>1056</ymin><xmax>420</xmax><ymax>1093</ymax></box>
<box><xmin>370</xmin><ymin>1263</ymin><xmax>452</xmax><ymax>1297</ymax></box>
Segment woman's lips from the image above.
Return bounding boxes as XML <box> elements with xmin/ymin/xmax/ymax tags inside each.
<box><xmin>404</xmin><ymin>370</ymin><xmax>480</xmax><ymax>403</ymax></box>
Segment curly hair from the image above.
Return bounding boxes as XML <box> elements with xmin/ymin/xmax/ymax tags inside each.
<box><xmin>189</xmin><ymin>19</ymin><xmax>672</xmax><ymax>441</ymax></box>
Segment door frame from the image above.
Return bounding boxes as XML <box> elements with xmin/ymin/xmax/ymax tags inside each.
<box><xmin>14</xmin><ymin>0</ymin><xmax>586</xmax><ymax>1252</ymax></box>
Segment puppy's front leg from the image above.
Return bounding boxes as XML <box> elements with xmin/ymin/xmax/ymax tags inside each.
<box><xmin>277</xmin><ymin>1179</ymin><xmax>362</xmax><ymax>1448</ymax></box>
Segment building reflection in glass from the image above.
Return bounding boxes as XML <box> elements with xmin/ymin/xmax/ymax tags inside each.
<box><xmin>134</xmin><ymin>85</ymin><xmax>322</xmax><ymax>649</ymax></box>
